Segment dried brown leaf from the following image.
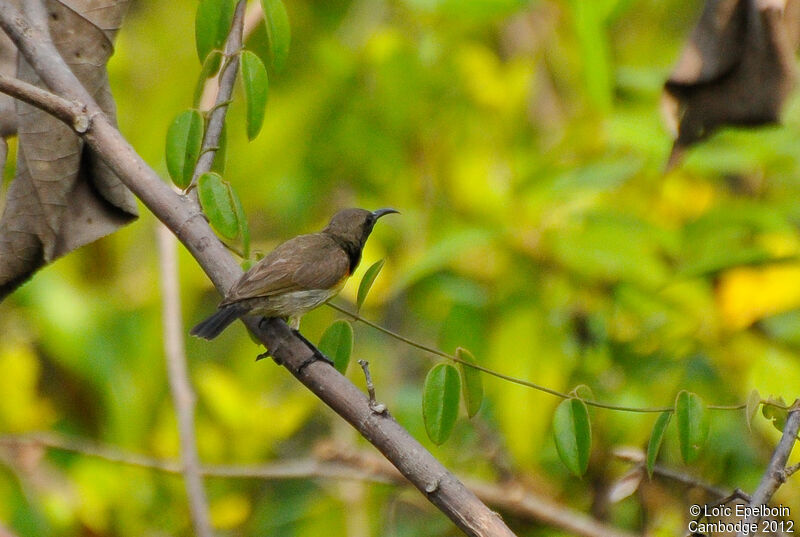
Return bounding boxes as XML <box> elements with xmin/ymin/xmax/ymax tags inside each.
<box><xmin>662</xmin><ymin>0</ymin><xmax>800</xmax><ymax>167</ymax></box>
<box><xmin>0</xmin><ymin>0</ymin><xmax>137</xmax><ymax>300</ymax></box>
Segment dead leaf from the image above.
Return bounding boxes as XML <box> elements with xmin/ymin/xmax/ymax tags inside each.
<box><xmin>0</xmin><ymin>0</ymin><xmax>138</xmax><ymax>300</ymax></box>
<box><xmin>662</xmin><ymin>0</ymin><xmax>800</xmax><ymax>168</ymax></box>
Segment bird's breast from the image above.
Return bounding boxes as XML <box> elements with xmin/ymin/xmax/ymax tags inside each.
<box><xmin>251</xmin><ymin>286</ymin><xmax>344</xmax><ymax>318</ymax></box>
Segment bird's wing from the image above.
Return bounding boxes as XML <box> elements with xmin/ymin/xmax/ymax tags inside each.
<box><xmin>222</xmin><ymin>234</ymin><xmax>350</xmax><ymax>303</ymax></box>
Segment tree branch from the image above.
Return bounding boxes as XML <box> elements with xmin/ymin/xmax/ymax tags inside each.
<box><xmin>197</xmin><ymin>0</ymin><xmax>263</xmax><ymax>112</ymax></box>
<box><xmin>192</xmin><ymin>0</ymin><xmax>246</xmax><ymax>182</ymax></box>
<box><xmin>157</xmin><ymin>225</ymin><xmax>214</xmax><ymax>537</ymax></box>
<box><xmin>738</xmin><ymin>401</ymin><xmax>800</xmax><ymax>536</ymax></box>
<box><xmin>0</xmin><ymin>73</ymin><xmax>87</xmax><ymax>131</ymax></box>
<box><xmin>0</xmin><ymin>433</ymin><xmax>636</xmax><ymax>537</ymax></box>
<box><xmin>0</xmin><ymin>3</ymin><xmax>515</xmax><ymax>535</ymax></box>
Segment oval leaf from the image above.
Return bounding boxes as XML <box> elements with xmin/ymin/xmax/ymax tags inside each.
<box><xmin>746</xmin><ymin>389</ymin><xmax>761</xmax><ymax>431</ymax></box>
<box><xmin>646</xmin><ymin>411</ymin><xmax>672</xmax><ymax>478</ymax></box>
<box><xmin>165</xmin><ymin>110</ymin><xmax>204</xmax><ymax>189</ymax></box>
<box><xmin>456</xmin><ymin>347</ymin><xmax>483</xmax><ymax>418</ymax></box>
<box><xmin>196</xmin><ymin>0</ymin><xmax>236</xmax><ymax>62</ymax></box>
<box><xmin>423</xmin><ymin>364</ymin><xmax>461</xmax><ymax>445</ymax></box>
<box><xmin>762</xmin><ymin>397</ymin><xmax>788</xmax><ymax>432</ymax></box>
<box><xmin>198</xmin><ymin>172</ymin><xmax>239</xmax><ymax>239</ymax></box>
<box><xmin>553</xmin><ymin>398</ymin><xmax>592</xmax><ymax>476</ymax></box>
<box><xmin>193</xmin><ymin>50</ymin><xmax>223</xmax><ymax>107</ymax></box>
<box><xmin>675</xmin><ymin>391</ymin><xmax>709</xmax><ymax>464</ymax></box>
<box><xmin>318</xmin><ymin>320</ymin><xmax>353</xmax><ymax>374</ymax></box>
<box><xmin>240</xmin><ymin>50</ymin><xmax>269</xmax><ymax>140</ymax></box>
<box><xmin>229</xmin><ymin>181</ymin><xmax>249</xmax><ymax>258</ymax></box>
<box><xmin>356</xmin><ymin>259</ymin><xmax>385</xmax><ymax>312</ymax></box>
<box><xmin>260</xmin><ymin>0</ymin><xmax>291</xmax><ymax>71</ymax></box>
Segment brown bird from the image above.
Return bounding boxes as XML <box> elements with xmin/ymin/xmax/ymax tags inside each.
<box><xmin>190</xmin><ymin>208</ymin><xmax>398</xmax><ymax>340</ymax></box>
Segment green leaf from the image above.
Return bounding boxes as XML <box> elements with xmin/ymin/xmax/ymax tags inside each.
<box><xmin>762</xmin><ymin>397</ymin><xmax>788</xmax><ymax>432</ymax></box>
<box><xmin>553</xmin><ymin>398</ymin><xmax>592</xmax><ymax>476</ymax></box>
<box><xmin>318</xmin><ymin>320</ymin><xmax>353</xmax><ymax>375</ymax></box>
<box><xmin>423</xmin><ymin>364</ymin><xmax>461</xmax><ymax>445</ymax></box>
<box><xmin>567</xmin><ymin>0</ymin><xmax>612</xmax><ymax>111</ymax></box>
<box><xmin>260</xmin><ymin>0</ymin><xmax>291</xmax><ymax>71</ymax></box>
<box><xmin>240</xmin><ymin>50</ymin><xmax>269</xmax><ymax>140</ymax></box>
<box><xmin>746</xmin><ymin>389</ymin><xmax>761</xmax><ymax>431</ymax></box>
<box><xmin>197</xmin><ymin>172</ymin><xmax>239</xmax><ymax>239</ymax></box>
<box><xmin>193</xmin><ymin>50</ymin><xmax>223</xmax><ymax>107</ymax></box>
<box><xmin>675</xmin><ymin>391</ymin><xmax>709</xmax><ymax>463</ymax></box>
<box><xmin>229</xmin><ymin>181</ymin><xmax>249</xmax><ymax>258</ymax></box>
<box><xmin>195</xmin><ymin>0</ymin><xmax>236</xmax><ymax>62</ymax></box>
<box><xmin>165</xmin><ymin>110</ymin><xmax>204</xmax><ymax>188</ymax></box>
<box><xmin>356</xmin><ymin>259</ymin><xmax>385</xmax><ymax>312</ymax></box>
<box><xmin>646</xmin><ymin>411</ymin><xmax>671</xmax><ymax>478</ymax></box>
<box><xmin>456</xmin><ymin>348</ymin><xmax>483</xmax><ymax>418</ymax></box>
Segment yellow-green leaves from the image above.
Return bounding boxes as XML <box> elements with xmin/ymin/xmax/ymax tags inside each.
<box><xmin>762</xmin><ymin>396</ymin><xmax>788</xmax><ymax>432</ymax></box>
<box><xmin>318</xmin><ymin>320</ymin><xmax>354</xmax><ymax>374</ymax></box>
<box><xmin>567</xmin><ymin>0</ymin><xmax>612</xmax><ymax>111</ymax></box>
<box><xmin>240</xmin><ymin>51</ymin><xmax>269</xmax><ymax>140</ymax></box>
<box><xmin>165</xmin><ymin>110</ymin><xmax>204</xmax><ymax>189</ymax></box>
<box><xmin>553</xmin><ymin>397</ymin><xmax>592</xmax><ymax>476</ymax></box>
<box><xmin>456</xmin><ymin>348</ymin><xmax>483</xmax><ymax>418</ymax></box>
<box><xmin>646</xmin><ymin>411</ymin><xmax>671</xmax><ymax>477</ymax></box>
<box><xmin>197</xmin><ymin>172</ymin><xmax>242</xmax><ymax>241</ymax></box>
<box><xmin>357</xmin><ymin>259</ymin><xmax>384</xmax><ymax>312</ymax></box>
<box><xmin>230</xmin><ymin>177</ymin><xmax>249</xmax><ymax>256</ymax></box>
<box><xmin>675</xmin><ymin>391</ymin><xmax>709</xmax><ymax>463</ymax></box>
<box><xmin>196</xmin><ymin>0</ymin><xmax>236</xmax><ymax>63</ymax></box>
<box><xmin>260</xmin><ymin>0</ymin><xmax>290</xmax><ymax>71</ymax></box>
<box><xmin>423</xmin><ymin>364</ymin><xmax>461</xmax><ymax>445</ymax></box>
<box><xmin>746</xmin><ymin>389</ymin><xmax>761</xmax><ymax>430</ymax></box>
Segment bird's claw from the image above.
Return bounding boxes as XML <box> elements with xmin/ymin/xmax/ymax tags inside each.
<box><xmin>292</xmin><ymin>329</ymin><xmax>335</xmax><ymax>371</ymax></box>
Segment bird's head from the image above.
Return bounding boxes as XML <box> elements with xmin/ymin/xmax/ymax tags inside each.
<box><xmin>323</xmin><ymin>208</ymin><xmax>399</xmax><ymax>249</ymax></box>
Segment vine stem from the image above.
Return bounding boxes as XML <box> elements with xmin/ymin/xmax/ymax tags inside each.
<box><xmin>326</xmin><ymin>302</ymin><xmax>747</xmax><ymax>414</ymax></box>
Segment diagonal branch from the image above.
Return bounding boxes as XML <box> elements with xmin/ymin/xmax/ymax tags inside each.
<box><xmin>0</xmin><ymin>3</ymin><xmax>515</xmax><ymax>535</ymax></box>
<box><xmin>737</xmin><ymin>401</ymin><xmax>800</xmax><ymax>536</ymax></box>
<box><xmin>157</xmin><ymin>225</ymin><xmax>214</xmax><ymax>537</ymax></box>
<box><xmin>192</xmin><ymin>0</ymin><xmax>246</xmax><ymax>182</ymax></box>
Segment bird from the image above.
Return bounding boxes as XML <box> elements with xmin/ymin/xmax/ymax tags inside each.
<box><xmin>190</xmin><ymin>207</ymin><xmax>398</xmax><ymax>340</ymax></box>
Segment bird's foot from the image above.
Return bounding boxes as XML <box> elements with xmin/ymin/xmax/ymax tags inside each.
<box><xmin>292</xmin><ymin>329</ymin><xmax>335</xmax><ymax>371</ymax></box>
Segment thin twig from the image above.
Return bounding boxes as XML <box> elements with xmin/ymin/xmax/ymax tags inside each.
<box><xmin>157</xmin><ymin>225</ymin><xmax>213</xmax><ymax>537</ymax></box>
<box><xmin>317</xmin><ymin>443</ymin><xmax>637</xmax><ymax>537</ymax></box>
<box><xmin>327</xmin><ymin>303</ymin><xmax>745</xmax><ymax>414</ymax></box>
<box><xmin>197</xmin><ymin>1</ymin><xmax>264</xmax><ymax>111</ymax></box>
<box><xmin>613</xmin><ymin>447</ymin><xmax>731</xmax><ymax>498</ymax></box>
<box><xmin>0</xmin><ymin>73</ymin><xmax>87</xmax><ymax>131</ymax></box>
<box><xmin>0</xmin><ymin>433</ymin><xmax>636</xmax><ymax>537</ymax></box>
<box><xmin>738</xmin><ymin>401</ymin><xmax>800</xmax><ymax>536</ymax></box>
<box><xmin>358</xmin><ymin>359</ymin><xmax>387</xmax><ymax>413</ymax></box>
<box><xmin>191</xmin><ymin>0</ymin><xmax>246</xmax><ymax>183</ymax></box>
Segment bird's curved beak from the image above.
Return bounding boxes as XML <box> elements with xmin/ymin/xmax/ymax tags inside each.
<box><xmin>372</xmin><ymin>208</ymin><xmax>400</xmax><ymax>219</ymax></box>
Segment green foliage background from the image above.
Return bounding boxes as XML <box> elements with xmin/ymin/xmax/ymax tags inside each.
<box><xmin>2</xmin><ymin>0</ymin><xmax>800</xmax><ymax>535</ymax></box>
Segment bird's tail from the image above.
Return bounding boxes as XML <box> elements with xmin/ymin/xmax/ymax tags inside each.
<box><xmin>190</xmin><ymin>303</ymin><xmax>249</xmax><ymax>340</ymax></box>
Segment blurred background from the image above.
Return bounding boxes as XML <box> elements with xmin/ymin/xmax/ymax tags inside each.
<box><xmin>2</xmin><ymin>0</ymin><xmax>800</xmax><ymax>535</ymax></box>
